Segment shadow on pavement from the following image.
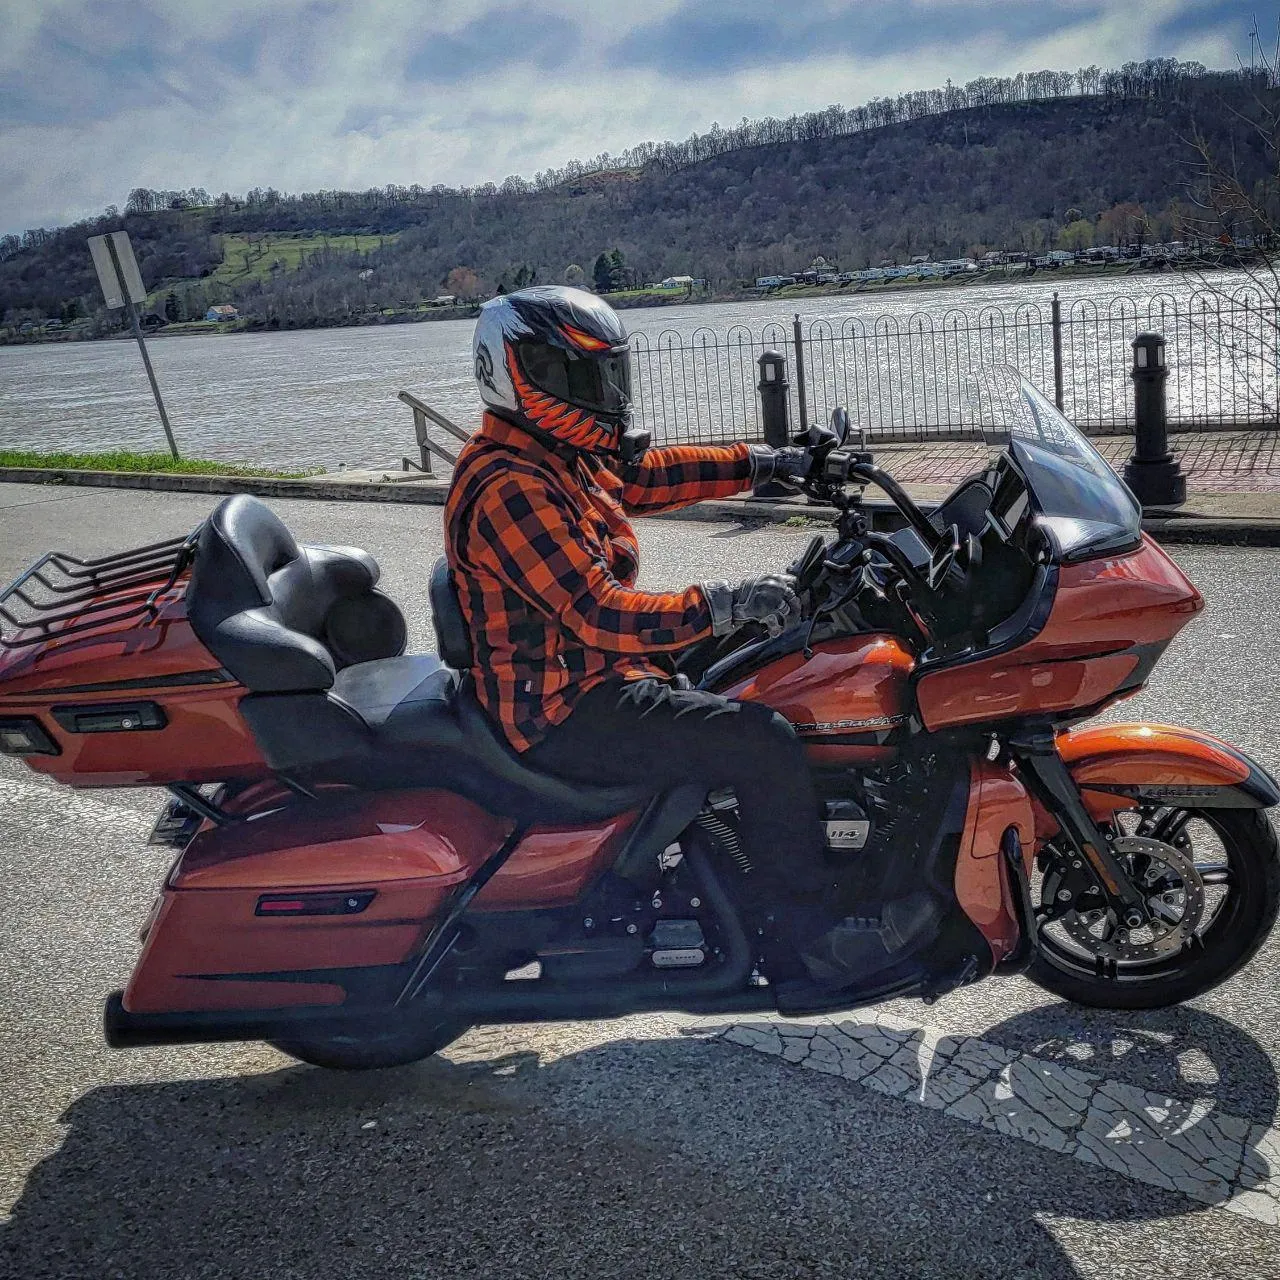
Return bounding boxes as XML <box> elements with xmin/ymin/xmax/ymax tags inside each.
<box><xmin>1</xmin><ymin>1006</ymin><xmax>1275</xmax><ymax>1280</ymax></box>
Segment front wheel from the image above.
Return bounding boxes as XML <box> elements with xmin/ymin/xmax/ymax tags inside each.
<box><xmin>271</xmin><ymin>1015</ymin><xmax>468</xmax><ymax>1070</ymax></box>
<box><xmin>1028</xmin><ymin>807</ymin><xmax>1280</xmax><ymax>1009</ymax></box>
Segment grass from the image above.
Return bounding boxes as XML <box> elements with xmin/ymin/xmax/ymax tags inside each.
<box><xmin>209</xmin><ymin>232</ymin><xmax>398</xmax><ymax>286</ymax></box>
<box><xmin>143</xmin><ymin>230</ymin><xmax>402</xmax><ymax>314</ymax></box>
<box><xmin>0</xmin><ymin>449</ymin><xmax>320</xmax><ymax>478</ymax></box>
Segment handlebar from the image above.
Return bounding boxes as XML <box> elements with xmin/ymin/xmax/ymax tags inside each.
<box><xmin>814</xmin><ymin>448</ymin><xmax>947</xmax><ymax>552</ymax></box>
<box><xmin>844</xmin><ymin>463</ymin><xmax>947</xmax><ymax>558</ymax></box>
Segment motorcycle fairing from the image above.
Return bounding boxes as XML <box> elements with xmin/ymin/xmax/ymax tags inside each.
<box><xmin>953</xmin><ymin>759</ymin><xmax>1036</xmax><ymax>964</ymax></box>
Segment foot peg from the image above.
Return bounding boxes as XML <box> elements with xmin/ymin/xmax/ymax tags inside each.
<box><xmin>799</xmin><ymin>891</ymin><xmax>945</xmax><ymax>990</ymax></box>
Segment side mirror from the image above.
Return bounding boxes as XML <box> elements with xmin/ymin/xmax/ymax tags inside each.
<box><xmin>829</xmin><ymin>406</ymin><xmax>850</xmax><ymax>445</ymax></box>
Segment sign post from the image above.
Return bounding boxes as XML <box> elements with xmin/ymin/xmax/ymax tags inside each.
<box><xmin>87</xmin><ymin>231</ymin><xmax>180</xmax><ymax>460</ymax></box>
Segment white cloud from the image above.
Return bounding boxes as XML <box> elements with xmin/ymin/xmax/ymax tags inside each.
<box><xmin>0</xmin><ymin>0</ymin><xmax>1254</xmax><ymax>233</ymax></box>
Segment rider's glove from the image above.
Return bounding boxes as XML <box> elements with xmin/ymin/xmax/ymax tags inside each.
<box><xmin>748</xmin><ymin>444</ymin><xmax>811</xmax><ymax>492</ymax></box>
<box><xmin>702</xmin><ymin>574</ymin><xmax>800</xmax><ymax>638</ymax></box>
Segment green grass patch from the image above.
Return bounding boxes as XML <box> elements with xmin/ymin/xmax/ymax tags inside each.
<box><xmin>210</xmin><ymin>232</ymin><xmax>398</xmax><ymax>286</ymax></box>
<box><xmin>0</xmin><ymin>449</ymin><xmax>319</xmax><ymax>478</ymax></box>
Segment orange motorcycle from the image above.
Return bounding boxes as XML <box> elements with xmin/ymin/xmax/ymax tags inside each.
<box><xmin>1</xmin><ymin>370</ymin><xmax>1275</xmax><ymax>1069</ymax></box>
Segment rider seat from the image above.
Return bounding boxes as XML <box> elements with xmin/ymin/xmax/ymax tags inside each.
<box><xmin>187</xmin><ymin>496</ymin><xmax>651</xmax><ymax>823</ymax></box>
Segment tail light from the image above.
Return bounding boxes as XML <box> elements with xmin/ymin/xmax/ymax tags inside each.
<box><xmin>255</xmin><ymin>891</ymin><xmax>376</xmax><ymax>917</ymax></box>
<box><xmin>0</xmin><ymin>717</ymin><xmax>60</xmax><ymax>756</ymax></box>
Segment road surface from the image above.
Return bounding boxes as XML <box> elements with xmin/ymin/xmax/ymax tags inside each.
<box><xmin>2</xmin><ymin>483</ymin><xmax>1280</xmax><ymax>1279</ymax></box>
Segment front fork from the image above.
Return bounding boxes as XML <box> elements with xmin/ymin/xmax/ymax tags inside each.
<box><xmin>1008</xmin><ymin>727</ymin><xmax>1150</xmax><ymax>925</ymax></box>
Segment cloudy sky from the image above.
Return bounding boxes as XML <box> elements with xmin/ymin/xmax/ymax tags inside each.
<box><xmin>0</xmin><ymin>0</ymin><xmax>1253</xmax><ymax>234</ymax></box>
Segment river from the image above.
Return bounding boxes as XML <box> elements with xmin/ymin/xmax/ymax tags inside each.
<box><xmin>0</xmin><ymin>271</ymin><xmax>1264</xmax><ymax>470</ymax></box>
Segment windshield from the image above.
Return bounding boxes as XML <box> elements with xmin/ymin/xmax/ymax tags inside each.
<box><xmin>969</xmin><ymin>366</ymin><xmax>1142</xmax><ymax>560</ymax></box>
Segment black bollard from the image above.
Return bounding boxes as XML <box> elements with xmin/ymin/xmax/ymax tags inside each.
<box><xmin>1122</xmin><ymin>332</ymin><xmax>1186</xmax><ymax>508</ymax></box>
<box><xmin>755</xmin><ymin>350</ymin><xmax>792</xmax><ymax>498</ymax></box>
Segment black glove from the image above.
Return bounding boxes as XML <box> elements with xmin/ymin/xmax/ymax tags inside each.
<box><xmin>748</xmin><ymin>444</ymin><xmax>812</xmax><ymax>491</ymax></box>
<box><xmin>702</xmin><ymin>573</ymin><xmax>800</xmax><ymax>638</ymax></box>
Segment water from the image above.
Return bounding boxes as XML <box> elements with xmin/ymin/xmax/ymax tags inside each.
<box><xmin>0</xmin><ymin>272</ymin><xmax>1263</xmax><ymax>470</ymax></box>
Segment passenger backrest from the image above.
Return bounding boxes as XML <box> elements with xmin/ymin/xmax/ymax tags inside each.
<box><xmin>429</xmin><ymin>558</ymin><xmax>474</xmax><ymax>671</ymax></box>
<box><xmin>188</xmin><ymin>495</ymin><xmax>402</xmax><ymax>692</ymax></box>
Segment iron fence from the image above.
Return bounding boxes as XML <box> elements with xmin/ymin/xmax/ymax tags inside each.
<box><xmin>630</xmin><ymin>286</ymin><xmax>1280</xmax><ymax>444</ymax></box>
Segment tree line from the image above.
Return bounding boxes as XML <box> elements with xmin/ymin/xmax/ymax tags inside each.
<box><xmin>0</xmin><ymin>58</ymin><xmax>1271</xmax><ymax>335</ymax></box>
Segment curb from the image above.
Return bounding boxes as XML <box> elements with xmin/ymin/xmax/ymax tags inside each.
<box><xmin>0</xmin><ymin>467</ymin><xmax>449</xmax><ymax>505</ymax></box>
<box><xmin>5</xmin><ymin>466</ymin><xmax>1280</xmax><ymax>545</ymax></box>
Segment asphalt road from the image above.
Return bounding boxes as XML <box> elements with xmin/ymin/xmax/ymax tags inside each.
<box><xmin>3</xmin><ymin>482</ymin><xmax>1280</xmax><ymax>1279</ymax></box>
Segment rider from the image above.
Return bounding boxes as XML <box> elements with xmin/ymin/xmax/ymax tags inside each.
<box><xmin>446</xmin><ymin>285</ymin><xmax>901</xmax><ymax>984</ymax></box>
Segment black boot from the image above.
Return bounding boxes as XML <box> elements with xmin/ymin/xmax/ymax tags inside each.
<box><xmin>798</xmin><ymin>891</ymin><xmax>946</xmax><ymax>990</ymax></box>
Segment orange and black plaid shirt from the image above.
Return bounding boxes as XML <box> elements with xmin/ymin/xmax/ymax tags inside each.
<box><xmin>445</xmin><ymin>413</ymin><xmax>754</xmax><ymax>751</ymax></box>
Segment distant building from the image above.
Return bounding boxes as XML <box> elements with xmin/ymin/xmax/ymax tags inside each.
<box><xmin>205</xmin><ymin>304</ymin><xmax>239</xmax><ymax>321</ymax></box>
<box><xmin>432</xmin><ymin>294</ymin><xmax>456</xmax><ymax>305</ymax></box>
<box><xmin>755</xmin><ymin>275</ymin><xmax>793</xmax><ymax>289</ymax></box>
<box><xmin>658</xmin><ymin>275</ymin><xmax>695</xmax><ymax>289</ymax></box>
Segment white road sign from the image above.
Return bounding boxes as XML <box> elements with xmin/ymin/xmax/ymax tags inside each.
<box><xmin>87</xmin><ymin>231</ymin><xmax>147</xmax><ymax>308</ymax></box>
<box><xmin>87</xmin><ymin>235</ymin><xmax>123</xmax><ymax>308</ymax></box>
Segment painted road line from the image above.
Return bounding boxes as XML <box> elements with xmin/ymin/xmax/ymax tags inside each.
<box><xmin>681</xmin><ymin>1011</ymin><xmax>1280</xmax><ymax>1226</ymax></box>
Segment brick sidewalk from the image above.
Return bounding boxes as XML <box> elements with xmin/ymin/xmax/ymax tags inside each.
<box><xmin>879</xmin><ymin>432</ymin><xmax>1280</xmax><ymax>494</ymax></box>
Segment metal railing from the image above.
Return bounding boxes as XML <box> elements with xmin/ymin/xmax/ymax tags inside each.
<box><xmin>631</xmin><ymin>286</ymin><xmax>1280</xmax><ymax>443</ymax></box>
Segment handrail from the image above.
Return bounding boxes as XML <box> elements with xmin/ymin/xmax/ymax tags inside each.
<box><xmin>397</xmin><ymin>390</ymin><xmax>472</xmax><ymax>475</ymax></box>
<box><xmin>397</xmin><ymin>392</ymin><xmax>471</xmax><ymax>443</ymax></box>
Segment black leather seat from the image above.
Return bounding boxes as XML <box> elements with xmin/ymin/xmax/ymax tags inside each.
<box><xmin>187</xmin><ymin>493</ymin><xmax>408</xmax><ymax>689</ymax></box>
<box><xmin>188</xmin><ymin>497</ymin><xmax>652</xmax><ymax>823</ymax></box>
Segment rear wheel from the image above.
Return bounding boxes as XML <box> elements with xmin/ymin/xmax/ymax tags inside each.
<box><xmin>271</xmin><ymin>1015</ymin><xmax>468</xmax><ymax>1070</ymax></box>
<box><xmin>1028</xmin><ymin>807</ymin><xmax>1280</xmax><ymax>1009</ymax></box>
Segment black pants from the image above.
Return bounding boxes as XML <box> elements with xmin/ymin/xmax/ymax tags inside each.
<box><xmin>527</xmin><ymin>678</ymin><xmax>827</xmax><ymax>903</ymax></box>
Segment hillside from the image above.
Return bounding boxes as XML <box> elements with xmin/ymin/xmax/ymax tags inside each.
<box><xmin>0</xmin><ymin>61</ymin><xmax>1271</xmax><ymax>334</ymax></box>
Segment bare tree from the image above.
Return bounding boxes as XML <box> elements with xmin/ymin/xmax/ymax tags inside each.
<box><xmin>1178</xmin><ymin>20</ymin><xmax>1280</xmax><ymax>413</ymax></box>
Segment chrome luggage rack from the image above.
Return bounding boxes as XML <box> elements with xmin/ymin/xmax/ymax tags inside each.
<box><xmin>0</xmin><ymin>530</ymin><xmax>199</xmax><ymax>650</ymax></box>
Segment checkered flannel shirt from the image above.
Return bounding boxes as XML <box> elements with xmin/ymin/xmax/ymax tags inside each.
<box><xmin>445</xmin><ymin>412</ymin><xmax>754</xmax><ymax>751</ymax></box>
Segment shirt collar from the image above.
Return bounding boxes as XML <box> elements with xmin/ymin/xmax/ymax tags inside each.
<box><xmin>481</xmin><ymin>412</ymin><xmax>617</xmax><ymax>487</ymax></box>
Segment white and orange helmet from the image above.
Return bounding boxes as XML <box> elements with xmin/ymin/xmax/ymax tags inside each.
<box><xmin>472</xmin><ymin>285</ymin><xmax>648</xmax><ymax>461</ymax></box>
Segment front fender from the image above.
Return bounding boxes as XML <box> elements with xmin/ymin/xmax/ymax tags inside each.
<box><xmin>1058</xmin><ymin>723</ymin><xmax>1280</xmax><ymax>810</ymax></box>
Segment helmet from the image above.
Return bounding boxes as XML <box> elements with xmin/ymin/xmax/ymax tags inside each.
<box><xmin>472</xmin><ymin>285</ymin><xmax>649</xmax><ymax>462</ymax></box>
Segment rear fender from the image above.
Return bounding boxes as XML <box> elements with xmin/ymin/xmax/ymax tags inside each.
<box><xmin>1058</xmin><ymin>724</ymin><xmax>1280</xmax><ymax>813</ymax></box>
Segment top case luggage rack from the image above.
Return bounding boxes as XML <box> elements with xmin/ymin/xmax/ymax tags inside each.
<box><xmin>0</xmin><ymin>529</ymin><xmax>201</xmax><ymax>650</ymax></box>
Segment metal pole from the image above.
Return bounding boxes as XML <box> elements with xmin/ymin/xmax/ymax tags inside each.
<box><xmin>792</xmin><ymin>313</ymin><xmax>809</xmax><ymax>435</ymax></box>
<box><xmin>754</xmin><ymin>349</ymin><xmax>792</xmax><ymax>498</ymax></box>
<box><xmin>1122</xmin><ymin>332</ymin><xmax>1185</xmax><ymax>507</ymax></box>
<box><xmin>105</xmin><ymin>235</ymin><xmax>179</xmax><ymax>460</ymax></box>
<box><xmin>1051</xmin><ymin>291</ymin><xmax>1065</xmax><ymax>411</ymax></box>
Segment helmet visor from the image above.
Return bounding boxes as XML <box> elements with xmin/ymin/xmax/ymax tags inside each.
<box><xmin>517</xmin><ymin>342</ymin><xmax>632</xmax><ymax>418</ymax></box>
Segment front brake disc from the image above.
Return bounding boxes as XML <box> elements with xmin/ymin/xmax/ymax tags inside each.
<box><xmin>1051</xmin><ymin>836</ymin><xmax>1206</xmax><ymax>964</ymax></box>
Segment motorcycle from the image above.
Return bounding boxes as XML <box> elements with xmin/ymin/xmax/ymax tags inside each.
<box><xmin>1</xmin><ymin>369</ymin><xmax>1276</xmax><ymax>1070</ymax></box>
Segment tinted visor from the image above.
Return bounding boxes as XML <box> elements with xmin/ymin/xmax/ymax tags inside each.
<box><xmin>517</xmin><ymin>341</ymin><xmax>632</xmax><ymax>417</ymax></box>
